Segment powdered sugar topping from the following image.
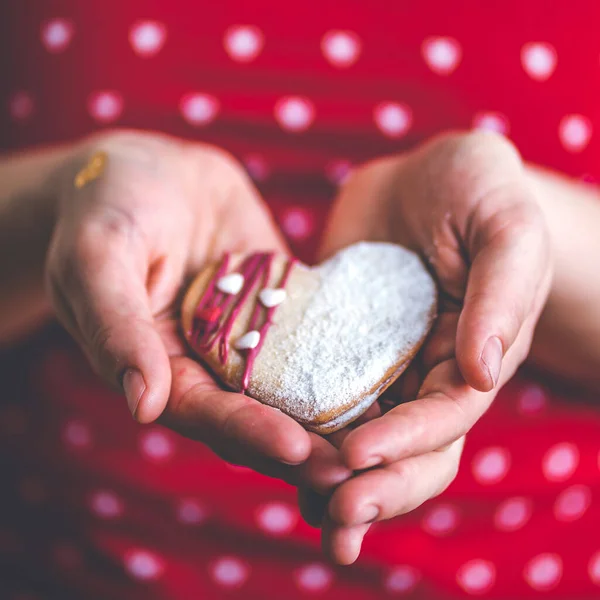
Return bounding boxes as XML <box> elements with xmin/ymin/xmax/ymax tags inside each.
<box><xmin>252</xmin><ymin>242</ymin><xmax>436</xmax><ymax>426</ymax></box>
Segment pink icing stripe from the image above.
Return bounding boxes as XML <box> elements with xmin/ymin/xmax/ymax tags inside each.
<box><xmin>217</xmin><ymin>253</ymin><xmax>271</xmax><ymax>363</ymax></box>
<box><xmin>190</xmin><ymin>252</ymin><xmax>296</xmax><ymax>393</ymax></box>
<box><xmin>241</xmin><ymin>256</ymin><xmax>297</xmax><ymax>392</ymax></box>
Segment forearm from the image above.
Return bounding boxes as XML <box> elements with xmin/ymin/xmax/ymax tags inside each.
<box><xmin>527</xmin><ymin>166</ymin><xmax>600</xmax><ymax>390</ymax></box>
<box><xmin>0</xmin><ymin>143</ymin><xmax>77</xmax><ymax>344</ymax></box>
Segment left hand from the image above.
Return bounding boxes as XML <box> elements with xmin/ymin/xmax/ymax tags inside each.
<box><xmin>309</xmin><ymin>131</ymin><xmax>553</xmax><ymax>564</ymax></box>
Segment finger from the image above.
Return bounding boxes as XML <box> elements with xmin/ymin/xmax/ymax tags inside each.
<box><xmin>341</xmin><ymin>360</ymin><xmax>479</xmax><ymax>469</ymax></box>
<box><xmin>392</xmin><ymin>364</ymin><xmax>421</xmax><ymax>408</ymax></box>
<box><xmin>301</xmin><ymin>434</ymin><xmax>353</xmax><ymax>492</ymax></box>
<box><xmin>326</xmin><ymin>402</ymin><xmax>382</xmax><ymax>449</ymax></box>
<box><xmin>457</xmin><ymin>191</ymin><xmax>550</xmax><ymax>392</ymax></box>
<box><xmin>53</xmin><ymin>212</ymin><xmax>172</xmax><ymax>423</ymax></box>
<box><xmin>330</xmin><ymin>438</ymin><xmax>464</xmax><ymax>527</ymax></box>
<box><xmin>155</xmin><ymin>317</ymin><xmax>189</xmax><ymax>357</ymax></box>
<box><xmin>163</xmin><ymin>356</ymin><xmax>312</xmax><ymax>465</ymax></box>
<box><xmin>420</xmin><ymin>309</ymin><xmax>458</xmax><ymax>373</ymax></box>
<box><xmin>298</xmin><ymin>487</ymin><xmax>328</xmax><ymax>528</ymax></box>
<box><xmin>321</xmin><ymin>514</ymin><xmax>370</xmax><ymax>565</ymax></box>
<box><xmin>220</xmin><ymin>433</ymin><xmax>352</xmax><ymax>494</ymax></box>
<box><xmin>316</xmin><ymin>156</ymin><xmax>402</xmax><ymax>260</ymax></box>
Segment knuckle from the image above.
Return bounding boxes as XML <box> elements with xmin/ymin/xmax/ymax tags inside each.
<box><xmin>90</xmin><ymin>204</ymin><xmax>140</xmax><ymax>249</ymax></box>
<box><xmin>422</xmin><ymin>131</ymin><xmax>524</xmax><ymax>204</ymax></box>
<box><xmin>66</xmin><ymin>211</ymin><xmax>141</xmax><ymax>276</ymax></box>
<box><xmin>339</xmin><ymin>497</ymin><xmax>361</xmax><ymax>524</ymax></box>
<box><xmin>454</xmin><ymin>130</ymin><xmax>521</xmax><ymax>164</ymax></box>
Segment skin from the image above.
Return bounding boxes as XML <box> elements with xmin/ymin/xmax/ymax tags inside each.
<box><xmin>9</xmin><ymin>130</ymin><xmax>352</xmax><ymax>496</ymax></box>
<box><xmin>2</xmin><ymin>129</ymin><xmax>600</xmax><ymax>566</ymax></box>
<box><xmin>310</xmin><ymin>131</ymin><xmax>554</xmax><ymax>564</ymax></box>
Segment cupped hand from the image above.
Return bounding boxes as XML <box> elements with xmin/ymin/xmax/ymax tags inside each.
<box><xmin>46</xmin><ymin>130</ymin><xmax>351</xmax><ymax>493</ymax></box>
<box><xmin>314</xmin><ymin>131</ymin><xmax>553</xmax><ymax>563</ymax></box>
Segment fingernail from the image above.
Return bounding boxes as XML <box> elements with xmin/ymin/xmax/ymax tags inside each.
<box><xmin>481</xmin><ymin>336</ymin><xmax>503</xmax><ymax>388</ymax></box>
<box><xmin>357</xmin><ymin>504</ymin><xmax>379</xmax><ymax>524</ymax></box>
<box><xmin>123</xmin><ymin>369</ymin><xmax>146</xmax><ymax>418</ymax></box>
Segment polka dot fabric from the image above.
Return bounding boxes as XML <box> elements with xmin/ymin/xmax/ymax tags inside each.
<box><xmin>0</xmin><ymin>1</ymin><xmax>599</xmax><ymax>598</ymax></box>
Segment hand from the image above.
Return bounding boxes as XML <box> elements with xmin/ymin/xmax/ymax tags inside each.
<box><xmin>46</xmin><ymin>130</ymin><xmax>351</xmax><ymax>493</ymax></box>
<box><xmin>314</xmin><ymin>131</ymin><xmax>552</xmax><ymax>563</ymax></box>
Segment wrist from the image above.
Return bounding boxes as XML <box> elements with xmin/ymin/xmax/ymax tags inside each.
<box><xmin>0</xmin><ymin>140</ymin><xmax>82</xmax><ymax>343</ymax></box>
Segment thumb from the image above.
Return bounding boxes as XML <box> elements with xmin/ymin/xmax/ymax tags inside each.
<box><xmin>317</xmin><ymin>157</ymin><xmax>401</xmax><ymax>261</ymax></box>
<box><xmin>457</xmin><ymin>186</ymin><xmax>551</xmax><ymax>391</ymax></box>
<box><xmin>51</xmin><ymin>218</ymin><xmax>172</xmax><ymax>423</ymax></box>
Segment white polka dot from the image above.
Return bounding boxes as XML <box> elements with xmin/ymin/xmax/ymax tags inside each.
<box><xmin>384</xmin><ymin>565</ymin><xmax>421</xmax><ymax>593</ymax></box>
<box><xmin>325</xmin><ymin>159</ymin><xmax>353</xmax><ymax>185</ymax></box>
<box><xmin>8</xmin><ymin>91</ymin><xmax>35</xmax><ymax>121</ymax></box>
<box><xmin>517</xmin><ymin>384</ymin><xmax>547</xmax><ymax>415</ymax></box>
<box><xmin>40</xmin><ymin>18</ymin><xmax>74</xmax><ymax>53</ymax></box>
<box><xmin>224</xmin><ymin>25</ymin><xmax>264</xmax><ymax>63</ymax></box>
<box><xmin>52</xmin><ymin>542</ymin><xmax>82</xmax><ymax>569</ymax></box>
<box><xmin>176</xmin><ymin>499</ymin><xmax>207</xmax><ymax>525</ymax></box>
<box><xmin>280</xmin><ymin>207</ymin><xmax>314</xmax><ymax>241</ymax></box>
<box><xmin>129</xmin><ymin>21</ymin><xmax>167</xmax><ymax>57</ymax></box>
<box><xmin>521</xmin><ymin>42</ymin><xmax>557</xmax><ymax>81</ymax></box>
<box><xmin>374</xmin><ymin>102</ymin><xmax>412</xmax><ymax>138</ymax></box>
<box><xmin>87</xmin><ymin>91</ymin><xmax>123</xmax><ymax>124</ymax></box>
<box><xmin>554</xmin><ymin>484</ymin><xmax>591</xmax><ymax>522</ymax></box>
<box><xmin>422</xmin><ymin>37</ymin><xmax>462</xmax><ymax>75</ymax></box>
<box><xmin>139</xmin><ymin>429</ymin><xmax>174</xmax><ymax>462</ymax></box>
<box><xmin>472</xmin><ymin>447</ymin><xmax>511</xmax><ymax>485</ymax></box>
<box><xmin>90</xmin><ymin>490</ymin><xmax>124</xmax><ymax>519</ymax></box>
<box><xmin>456</xmin><ymin>559</ymin><xmax>496</xmax><ymax>594</ymax></box>
<box><xmin>62</xmin><ymin>419</ymin><xmax>92</xmax><ymax>449</ymax></box>
<box><xmin>588</xmin><ymin>551</ymin><xmax>600</xmax><ymax>585</ymax></box>
<box><xmin>543</xmin><ymin>443</ymin><xmax>579</xmax><ymax>482</ymax></box>
<box><xmin>124</xmin><ymin>549</ymin><xmax>164</xmax><ymax>581</ymax></box>
<box><xmin>179</xmin><ymin>92</ymin><xmax>219</xmax><ymax>126</ymax></box>
<box><xmin>494</xmin><ymin>497</ymin><xmax>532</xmax><ymax>532</ymax></box>
<box><xmin>321</xmin><ymin>30</ymin><xmax>361</xmax><ymax>68</ymax></box>
<box><xmin>210</xmin><ymin>556</ymin><xmax>249</xmax><ymax>588</ymax></box>
<box><xmin>294</xmin><ymin>563</ymin><xmax>334</xmax><ymax>593</ymax></box>
<box><xmin>472</xmin><ymin>111</ymin><xmax>510</xmax><ymax>136</ymax></box>
<box><xmin>244</xmin><ymin>154</ymin><xmax>270</xmax><ymax>181</ymax></box>
<box><xmin>274</xmin><ymin>97</ymin><xmax>315</xmax><ymax>132</ymax></box>
<box><xmin>559</xmin><ymin>114</ymin><xmax>592</xmax><ymax>153</ymax></box>
<box><xmin>524</xmin><ymin>553</ymin><xmax>562</xmax><ymax>591</ymax></box>
<box><xmin>256</xmin><ymin>502</ymin><xmax>298</xmax><ymax>535</ymax></box>
<box><xmin>422</xmin><ymin>504</ymin><xmax>460</xmax><ymax>536</ymax></box>
<box><xmin>19</xmin><ymin>477</ymin><xmax>46</xmax><ymax>504</ymax></box>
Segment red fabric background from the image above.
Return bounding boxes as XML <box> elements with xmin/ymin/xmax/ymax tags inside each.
<box><xmin>0</xmin><ymin>1</ymin><xmax>599</xmax><ymax>598</ymax></box>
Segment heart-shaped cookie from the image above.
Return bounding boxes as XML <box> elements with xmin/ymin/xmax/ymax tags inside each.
<box><xmin>181</xmin><ymin>242</ymin><xmax>437</xmax><ymax>433</ymax></box>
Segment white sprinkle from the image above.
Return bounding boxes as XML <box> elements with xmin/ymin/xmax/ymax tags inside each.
<box><xmin>234</xmin><ymin>331</ymin><xmax>261</xmax><ymax>350</ymax></box>
<box><xmin>259</xmin><ymin>288</ymin><xmax>287</xmax><ymax>308</ymax></box>
<box><xmin>217</xmin><ymin>273</ymin><xmax>244</xmax><ymax>295</ymax></box>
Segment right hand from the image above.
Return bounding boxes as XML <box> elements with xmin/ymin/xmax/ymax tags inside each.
<box><xmin>46</xmin><ymin>130</ymin><xmax>351</xmax><ymax>493</ymax></box>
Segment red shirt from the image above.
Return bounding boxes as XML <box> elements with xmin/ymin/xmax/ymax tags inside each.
<box><xmin>1</xmin><ymin>1</ymin><xmax>599</xmax><ymax>598</ymax></box>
